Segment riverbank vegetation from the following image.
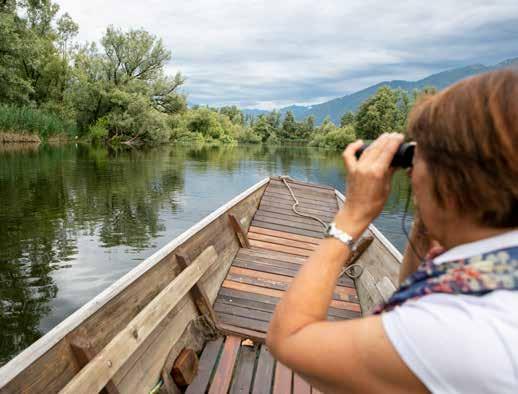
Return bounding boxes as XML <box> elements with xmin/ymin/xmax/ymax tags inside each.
<box><xmin>0</xmin><ymin>0</ymin><xmax>435</xmax><ymax>148</ymax></box>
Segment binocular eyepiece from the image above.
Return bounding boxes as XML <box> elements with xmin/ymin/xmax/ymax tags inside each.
<box><xmin>355</xmin><ymin>142</ymin><xmax>416</xmax><ymax>168</ymax></box>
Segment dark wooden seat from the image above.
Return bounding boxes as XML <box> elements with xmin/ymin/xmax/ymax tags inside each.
<box><xmin>186</xmin><ymin>336</ymin><xmax>323</xmax><ymax>394</ymax></box>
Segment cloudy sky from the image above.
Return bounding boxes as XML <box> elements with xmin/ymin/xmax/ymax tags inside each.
<box><xmin>56</xmin><ymin>0</ymin><xmax>518</xmax><ymax>109</ymax></box>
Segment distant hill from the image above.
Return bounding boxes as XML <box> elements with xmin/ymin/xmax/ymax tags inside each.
<box><xmin>243</xmin><ymin>57</ymin><xmax>518</xmax><ymax>125</ymax></box>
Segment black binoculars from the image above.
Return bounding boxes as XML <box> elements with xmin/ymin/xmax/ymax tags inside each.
<box><xmin>355</xmin><ymin>142</ymin><xmax>416</xmax><ymax>168</ymax></box>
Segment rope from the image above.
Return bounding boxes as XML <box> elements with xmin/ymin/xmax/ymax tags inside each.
<box><xmin>279</xmin><ymin>176</ymin><xmax>363</xmax><ymax>279</ymax></box>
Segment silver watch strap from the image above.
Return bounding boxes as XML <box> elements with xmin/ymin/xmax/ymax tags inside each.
<box><xmin>325</xmin><ymin>222</ymin><xmax>357</xmax><ymax>251</ymax></box>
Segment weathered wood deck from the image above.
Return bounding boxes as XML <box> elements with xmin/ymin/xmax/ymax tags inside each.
<box><xmin>189</xmin><ymin>178</ymin><xmax>361</xmax><ymax>392</ymax></box>
<box><xmin>214</xmin><ymin>178</ymin><xmax>361</xmax><ymax>340</ymax></box>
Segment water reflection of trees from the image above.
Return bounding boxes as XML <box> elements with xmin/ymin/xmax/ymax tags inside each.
<box><xmin>0</xmin><ymin>144</ymin><xmax>185</xmax><ymax>364</ymax></box>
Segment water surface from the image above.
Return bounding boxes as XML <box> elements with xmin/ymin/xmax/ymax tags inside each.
<box><xmin>0</xmin><ymin>143</ymin><xmax>412</xmax><ymax>364</ymax></box>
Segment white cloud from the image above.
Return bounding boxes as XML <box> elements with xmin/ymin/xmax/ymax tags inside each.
<box><xmin>56</xmin><ymin>0</ymin><xmax>518</xmax><ymax>109</ymax></box>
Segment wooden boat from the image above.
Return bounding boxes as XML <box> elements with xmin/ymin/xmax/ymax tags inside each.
<box><xmin>0</xmin><ymin>176</ymin><xmax>402</xmax><ymax>394</ymax></box>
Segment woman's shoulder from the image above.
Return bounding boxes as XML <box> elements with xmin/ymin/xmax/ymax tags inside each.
<box><xmin>382</xmin><ymin>290</ymin><xmax>518</xmax><ymax>393</ymax></box>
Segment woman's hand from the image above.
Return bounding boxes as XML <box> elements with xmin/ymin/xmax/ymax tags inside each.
<box><xmin>336</xmin><ymin>133</ymin><xmax>405</xmax><ymax>238</ymax></box>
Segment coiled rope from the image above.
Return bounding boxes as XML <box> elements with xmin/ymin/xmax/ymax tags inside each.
<box><xmin>280</xmin><ymin>176</ymin><xmax>363</xmax><ymax>279</ymax></box>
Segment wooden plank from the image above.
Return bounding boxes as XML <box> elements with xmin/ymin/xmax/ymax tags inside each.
<box><xmin>260</xmin><ymin>194</ymin><xmax>338</xmax><ymax>211</ymax></box>
<box><xmin>60</xmin><ymin>247</ymin><xmax>219</xmax><ymax>394</ymax></box>
<box><xmin>259</xmin><ymin>202</ymin><xmax>335</xmax><ymax>220</ymax></box>
<box><xmin>293</xmin><ymin>373</ymin><xmax>311</xmax><ymax>394</ymax></box>
<box><xmin>234</xmin><ymin>258</ymin><xmax>354</xmax><ymax>288</ymax></box>
<box><xmin>115</xmin><ymin>236</ymin><xmax>239</xmax><ymax>391</ymax></box>
<box><xmin>214</xmin><ymin>302</ymin><xmax>272</xmax><ymax>322</ymax></box>
<box><xmin>248</xmin><ymin>232</ymin><xmax>318</xmax><ymax>251</ymax></box>
<box><xmin>171</xmin><ymin>348</ymin><xmax>199</xmax><ymax>387</ymax></box>
<box><xmin>250</xmin><ymin>239</ymin><xmax>313</xmax><ymax>257</ymax></box>
<box><xmin>217</xmin><ymin>289</ymin><xmax>359</xmax><ymax>320</ymax></box>
<box><xmin>232</xmin><ymin>259</ymin><xmax>299</xmax><ymax>279</ymax></box>
<box><xmin>263</xmin><ymin>188</ymin><xmax>338</xmax><ymax>204</ymax></box>
<box><xmin>222</xmin><ymin>281</ymin><xmax>361</xmax><ymax>312</ymax></box>
<box><xmin>230</xmin><ymin>266</ymin><xmax>357</xmax><ymax>298</ymax></box>
<box><xmin>256</xmin><ymin>205</ymin><xmax>335</xmax><ymax>222</ymax></box>
<box><xmin>217</xmin><ymin>324</ymin><xmax>267</xmax><ymax>343</ymax></box>
<box><xmin>268</xmin><ymin>179</ymin><xmax>335</xmax><ymax>195</ymax></box>
<box><xmin>263</xmin><ymin>192</ymin><xmax>338</xmax><ymax>209</ymax></box>
<box><xmin>208</xmin><ymin>336</ymin><xmax>241</xmax><ymax>394</ymax></box>
<box><xmin>238</xmin><ymin>247</ymin><xmax>308</xmax><ymax>265</ymax></box>
<box><xmin>254</xmin><ymin>212</ymin><xmax>330</xmax><ymax>231</ymax></box>
<box><xmin>229</xmin><ymin>213</ymin><xmax>251</xmax><ymax>248</ymax></box>
<box><xmin>252</xmin><ymin>220</ymin><xmax>326</xmax><ymax>239</ymax></box>
<box><xmin>259</xmin><ymin>199</ymin><xmax>336</xmax><ymax>217</ymax></box>
<box><xmin>69</xmin><ymin>337</ymin><xmax>119</xmax><ymax>394</ymax></box>
<box><xmin>252</xmin><ymin>346</ymin><xmax>275</xmax><ymax>394</ymax></box>
<box><xmin>217</xmin><ymin>313</ymin><xmax>270</xmax><ymax>333</ymax></box>
<box><xmin>249</xmin><ymin>226</ymin><xmax>321</xmax><ymax>245</ymax></box>
<box><xmin>255</xmin><ymin>210</ymin><xmax>334</xmax><ymax>228</ymax></box>
<box><xmin>185</xmin><ymin>338</ymin><xmax>224</xmax><ymax>394</ymax></box>
<box><xmin>226</xmin><ymin>273</ymin><xmax>358</xmax><ymax>304</ymax></box>
<box><xmin>260</xmin><ymin>196</ymin><xmax>338</xmax><ymax>214</ymax></box>
<box><xmin>176</xmin><ymin>253</ymin><xmax>218</xmax><ymax>325</ymax></box>
<box><xmin>217</xmin><ymin>295</ymin><xmax>277</xmax><ymax>314</ymax></box>
<box><xmin>254</xmin><ymin>207</ymin><xmax>334</xmax><ymax>228</ymax></box>
<box><xmin>269</xmin><ymin>177</ymin><xmax>335</xmax><ymax>191</ymax></box>
<box><xmin>229</xmin><ymin>345</ymin><xmax>256</xmax><ymax>394</ymax></box>
<box><xmin>216</xmin><ymin>296</ymin><xmax>341</xmax><ymax>323</ymax></box>
<box><xmin>273</xmin><ymin>363</ymin><xmax>292</xmax><ymax>394</ymax></box>
<box><xmin>252</xmin><ymin>219</ymin><xmax>324</xmax><ymax>238</ymax></box>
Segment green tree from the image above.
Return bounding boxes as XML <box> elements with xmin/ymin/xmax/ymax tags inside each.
<box><xmin>280</xmin><ymin>110</ymin><xmax>297</xmax><ymax>139</ymax></box>
<box><xmin>219</xmin><ymin>106</ymin><xmax>244</xmax><ymax>125</ymax></box>
<box><xmin>355</xmin><ymin>86</ymin><xmax>399</xmax><ymax>139</ymax></box>
<box><xmin>253</xmin><ymin>115</ymin><xmax>273</xmax><ymax>142</ymax></box>
<box><xmin>340</xmin><ymin>112</ymin><xmax>355</xmax><ymax>127</ymax></box>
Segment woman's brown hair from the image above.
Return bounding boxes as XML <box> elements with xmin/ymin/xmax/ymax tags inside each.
<box><xmin>408</xmin><ymin>68</ymin><xmax>518</xmax><ymax>228</ymax></box>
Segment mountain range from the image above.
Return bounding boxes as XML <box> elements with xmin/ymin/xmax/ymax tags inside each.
<box><xmin>243</xmin><ymin>57</ymin><xmax>518</xmax><ymax>125</ymax></box>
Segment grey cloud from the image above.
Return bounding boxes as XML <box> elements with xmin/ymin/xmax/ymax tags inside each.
<box><xmin>56</xmin><ymin>0</ymin><xmax>518</xmax><ymax>109</ymax></box>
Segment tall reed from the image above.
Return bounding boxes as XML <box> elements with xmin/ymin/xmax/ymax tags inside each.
<box><xmin>0</xmin><ymin>104</ymin><xmax>77</xmax><ymax>139</ymax></box>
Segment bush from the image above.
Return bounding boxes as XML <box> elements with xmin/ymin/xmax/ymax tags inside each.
<box><xmin>237</xmin><ymin>127</ymin><xmax>261</xmax><ymax>144</ymax></box>
<box><xmin>310</xmin><ymin>125</ymin><xmax>356</xmax><ymax>150</ymax></box>
<box><xmin>87</xmin><ymin>118</ymin><xmax>109</xmax><ymax>142</ymax></box>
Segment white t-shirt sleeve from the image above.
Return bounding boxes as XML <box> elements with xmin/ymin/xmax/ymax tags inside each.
<box><xmin>381</xmin><ymin>291</ymin><xmax>518</xmax><ymax>394</ymax></box>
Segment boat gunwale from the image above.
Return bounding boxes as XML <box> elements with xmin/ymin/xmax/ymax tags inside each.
<box><xmin>334</xmin><ymin>190</ymin><xmax>403</xmax><ymax>263</ymax></box>
<box><xmin>0</xmin><ymin>177</ymin><xmax>270</xmax><ymax>386</ymax></box>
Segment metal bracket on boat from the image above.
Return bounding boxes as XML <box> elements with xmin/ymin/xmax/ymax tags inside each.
<box><xmin>175</xmin><ymin>252</ymin><xmax>219</xmax><ymax>328</ymax></box>
<box><xmin>228</xmin><ymin>213</ymin><xmax>251</xmax><ymax>248</ymax></box>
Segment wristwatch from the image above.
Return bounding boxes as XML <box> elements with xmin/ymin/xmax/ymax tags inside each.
<box><xmin>325</xmin><ymin>222</ymin><xmax>357</xmax><ymax>251</ymax></box>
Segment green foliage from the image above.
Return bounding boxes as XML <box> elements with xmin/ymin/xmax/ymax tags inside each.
<box><xmin>355</xmin><ymin>86</ymin><xmax>399</xmax><ymax>139</ymax></box>
<box><xmin>340</xmin><ymin>112</ymin><xmax>355</xmax><ymax>127</ymax></box>
<box><xmin>237</xmin><ymin>127</ymin><xmax>261</xmax><ymax>144</ymax></box>
<box><xmin>168</xmin><ymin>107</ymin><xmax>246</xmax><ymax>145</ymax></box>
<box><xmin>309</xmin><ymin>118</ymin><xmax>356</xmax><ymax>150</ymax></box>
<box><xmin>253</xmin><ymin>115</ymin><xmax>274</xmax><ymax>142</ymax></box>
<box><xmin>0</xmin><ymin>104</ymin><xmax>77</xmax><ymax>138</ymax></box>
<box><xmin>280</xmin><ymin>110</ymin><xmax>297</xmax><ymax>139</ymax></box>
<box><xmin>219</xmin><ymin>106</ymin><xmax>244</xmax><ymax>125</ymax></box>
<box><xmin>87</xmin><ymin>117</ymin><xmax>109</xmax><ymax>142</ymax></box>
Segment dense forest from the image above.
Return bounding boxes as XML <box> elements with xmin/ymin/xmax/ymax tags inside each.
<box><xmin>0</xmin><ymin>0</ymin><xmax>435</xmax><ymax>148</ymax></box>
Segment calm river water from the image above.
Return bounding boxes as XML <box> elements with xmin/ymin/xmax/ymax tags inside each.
<box><xmin>0</xmin><ymin>143</ymin><xmax>412</xmax><ymax>364</ymax></box>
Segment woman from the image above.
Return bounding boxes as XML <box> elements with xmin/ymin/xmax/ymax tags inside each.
<box><xmin>266</xmin><ymin>69</ymin><xmax>518</xmax><ymax>393</ymax></box>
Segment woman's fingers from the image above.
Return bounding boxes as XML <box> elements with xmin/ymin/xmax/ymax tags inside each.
<box><xmin>343</xmin><ymin>139</ymin><xmax>364</xmax><ymax>171</ymax></box>
<box><xmin>374</xmin><ymin>133</ymin><xmax>405</xmax><ymax>168</ymax></box>
<box><xmin>360</xmin><ymin>133</ymin><xmax>392</xmax><ymax>165</ymax></box>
